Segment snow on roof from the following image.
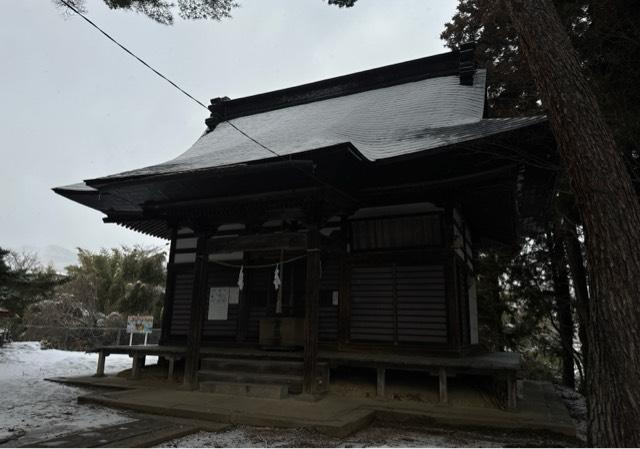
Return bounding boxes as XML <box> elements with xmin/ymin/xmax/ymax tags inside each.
<box><xmin>87</xmin><ymin>69</ymin><xmax>542</xmax><ymax>183</ymax></box>
<box><xmin>54</xmin><ymin>182</ymin><xmax>97</xmax><ymax>192</ymax></box>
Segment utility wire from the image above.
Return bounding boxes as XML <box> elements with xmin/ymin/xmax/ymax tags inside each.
<box><xmin>224</xmin><ymin>120</ymin><xmax>282</xmax><ymax>160</ymax></box>
<box><xmin>58</xmin><ymin>0</ymin><xmax>208</xmax><ymax>110</ymax></box>
<box><xmin>58</xmin><ymin>0</ymin><xmax>357</xmax><ymax>202</ymax></box>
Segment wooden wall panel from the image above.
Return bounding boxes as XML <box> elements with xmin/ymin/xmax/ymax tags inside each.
<box><xmin>319</xmin><ymin>259</ymin><xmax>340</xmax><ymax>342</ymax></box>
<box><xmin>350</xmin><ymin>266</ymin><xmax>395</xmax><ymax>342</ymax></box>
<box><xmin>349</xmin><ymin>264</ymin><xmax>448</xmax><ymax>345</ymax></box>
<box><xmin>169</xmin><ymin>271</ymin><xmax>195</xmax><ymax>337</ymax></box>
<box><xmin>396</xmin><ymin>265</ymin><xmax>447</xmax><ymax>343</ymax></box>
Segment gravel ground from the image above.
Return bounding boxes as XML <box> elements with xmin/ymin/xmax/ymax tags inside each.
<box><xmin>157</xmin><ymin>424</ymin><xmax>581</xmax><ymax>448</ymax></box>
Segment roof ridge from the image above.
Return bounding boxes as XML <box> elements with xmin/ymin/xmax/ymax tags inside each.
<box><xmin>205</xmin><ymin>46</ymin><xmax>476</xmax><ymax>129</ymax></box>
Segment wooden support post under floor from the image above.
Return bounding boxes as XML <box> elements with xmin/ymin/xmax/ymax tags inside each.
<box><xmin>95</xmin><ymin>350</ymin><xmax>106</xmax><ymax>377</ymax></box>
<box><xmin>507</xmin><ymin>371</ymin><xmax>518</xmax><ymax>410</ymax></box>
<box><xmin>439</xmin><ymin>367</ymin><xmax>448</xmax><ymax>404</ymax></box>
<box><xmin>303</xmin><ymin>225</ymin><xmax>321</xmax><ymax>395</ymax></box>
<box><xmin>167</xmin><ymin>357</ymin><xmax>176</xmax><ymax>381</ymax></box>
<box><xmin>377</xmin><ymin>368</ymin><xmax>386</xmax><ymax>398</ymax></box>
<box><xmin>131</xmin><ymin>355</ymin><xmax>145</xmax><ymax>380</ymax></box>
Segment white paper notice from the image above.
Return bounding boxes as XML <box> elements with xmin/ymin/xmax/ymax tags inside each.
<box><xmin>332</xmin><ymin>290</ymin><xmax>339</xmax><ymax>306</ymax></box>
<box><xmin>208</xmin><ymin>287</ymin><xmax>229</xmax><ymax>320</ymax></box>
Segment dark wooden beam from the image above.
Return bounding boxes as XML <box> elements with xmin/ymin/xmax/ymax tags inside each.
<box><xmin>236</xmin><ymin>252</ymin><xmax>250</xmax><ymax>344</ymax></box>
<box><xmin>182</xmin><ymin>232</ymin><xmax>209</xmax><ymax>389</ymax></box>
<box><xmin>159</xmin><ymin>226</ymin><xmax>178</xmax><ymax>346</ymax></box>
<box><xmin>146</xmin><ymin>186</ymin><xmax>320</xmax><ymax>212</ymax></box>
<box><xmin>303</xmin><ymin>226</ymin><xmax>321</xmax><ymax>395</ymax></box>
<box><xmin>208</xmin><ymin>232</ymin><xmax>307</xmax><ymax>253</ymax></box>
<box><xmin>443</xmin><ymin>202</ymin><xmax>461</xmax><ymax>352</ymax></box>
<box><xmin>338</xmin><ymin>251</ymin><xmax>350</xmax><ymax>345</ymax></box>
<box><xmin>359</xmin><ymin>165</ymin><xmax>516</xmax><ymax>201</ymax></box>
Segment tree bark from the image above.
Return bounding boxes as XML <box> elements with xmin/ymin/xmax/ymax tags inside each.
<box><xmin>504</xmin><ymin>0</ymin><xmax>640</xmax><ymax>445</ymax></box>
<box><xmin>548</xmin><ymin>224</ymin><xmax>575</xmax><ymax>389</ymax></box>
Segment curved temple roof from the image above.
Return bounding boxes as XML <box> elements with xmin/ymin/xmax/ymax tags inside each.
<box><xmin>67</xmin><ymin>68</ymin><xmax>543</xmax><ymax>187</ymax></box>
<box><xmin>52</xmin><ymin>50</ymin><xmax>554</xmax><ymax>241</ymax></box>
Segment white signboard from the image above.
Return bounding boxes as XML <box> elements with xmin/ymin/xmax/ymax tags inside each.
<box><xmin>229</xmin><ymin>287</ymin><xmax>240</xmax><ymax>305</ymax></box>
<box><xmin>126</xmin><ymin>315</ymin><xmax>153</xmax><ymax>346</ymax></box>
<box><xmin>126</xmin><ymin>315</ymin><xmax>153</xmax><ymax>334</ymax></box>
<box><xmin>208</xmin><ymin>287</ymin><xmax>229</xmax><ymax>320</ymax></box>
<box><xmin>332</xmin><ymin>291</ymin><xmax>339</xmax><ymax>306</ymax></box>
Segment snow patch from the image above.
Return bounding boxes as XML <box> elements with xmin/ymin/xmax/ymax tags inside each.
<box><xmin>0</xmin><ymin>341</ymin><xmax>154</xmax><ymax>445</ymax></box>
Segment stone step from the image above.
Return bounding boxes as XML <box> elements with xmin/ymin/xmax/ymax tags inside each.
<box><xmin>198</xmin><ymin>369</ymin><xmax>304</xmax><ymax>394</ymax></box>
<box><xmin>200</xmin><ymin>357</ymin><xmax>329</xmax><ymax>377</ymax></box>
<box><xmin>199</xmin><ymin>380</ymin><xmax>288</xmax><ymax>399</ymax></box>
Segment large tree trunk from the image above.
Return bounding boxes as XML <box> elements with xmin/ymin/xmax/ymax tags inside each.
<box><xmin>548</xmin><ymin>224</ymin><xmax>575</xmax><ymax>389</ymax></box>
<box><xmin>504</xmin><ymin>0</ymin><xmax>640</xmax><ymax>445</ymax></box>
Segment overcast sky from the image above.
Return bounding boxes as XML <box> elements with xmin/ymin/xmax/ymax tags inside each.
<box><xmin>0</xmin><ymin>0</ymin><xmax>456</xmax><ymax>255</ymax></box>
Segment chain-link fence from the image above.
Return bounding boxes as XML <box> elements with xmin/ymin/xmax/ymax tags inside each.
<box><xmin>18</xmin><ymin>325</ymin><xmax>162</xmax><ymax>350</ymax></box>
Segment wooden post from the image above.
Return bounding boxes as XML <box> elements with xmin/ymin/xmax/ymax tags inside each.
<box><xmin>376</xmin><ymin>367</ymin><xmax>386</xmax><ymax>398</ymax></box>
<box><xmin>303</xmin><ymin>225</ymin><xmax>321</xmax><ymax>395</ymax></box>
<box><xmin>443</xmin><ymin>202</ymin><xmax>461</xmax><ymax>352</ymax></box>
<box><xmin>337</xmin><ymin>252</ymin><xmax>350</xmax><ymax>345</ymax></box>
<box><xmin>131</xmin><ymin>355</ymin><xmax>143</xmax><ymax>380</ymax></box>
<box><xmin>159</xmin><ymin>226</ymin><xmax>177</xmax><ymax>346</ymax></box>
<box><xmin>236</xmin><ymin>252</ymin><xmax>250</xmax><ymax>343</ymax></box>
<box><xmin>167</xmin><ymin>357</ymin><xmax>175</xmax><ymax>381</ymax></box>
<box><xmin>183</xmin><ymin>231</ymin><xmax>209</xmax><ymax>389</ymax></box>
<box><xmin>507</xmin><ymin>371</ymin><xmax>518</xmax><ymax>410</ymax></box>
<box><xmin>439</xmin><ymin>367</ymin><xmax>448</xmax><ymax>404</ymax></box>
<box><xmin>95</xmin><ymin>350</ymin><xmax>106</xmax><ymax>377</ymax></box>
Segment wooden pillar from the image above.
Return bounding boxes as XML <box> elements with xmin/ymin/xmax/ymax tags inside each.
<box><xmin>443</xmin><ymin>202</ymin><xmax>461</xmax><ymax>352</ymax></box>
<box><xmin>376</xmin><ymin>368</ymin><xmax>386</xmax><ymax>398</ymax></box>
<box><xmin>303</xmin><ymin>225</ymin><xmax>321</xmax><ymax>395</ymax></box>
<box><xmin>159</xmin><ymin>226</ymin><xmax>177</xmax><ymax>346</ymax></box>
<box><xmin>131</xmin><ymin>355</ymin><xmax>144</xmax><ymax>380</ymax></box>
<box><xmin>167</xmin><ymin>356</ymin><xmax>176</xmax><ymax>381</ymax></box>
<box><xmin>183</xmin><ymin>232</ymin><xmax>209</xmax><ymax>389</ymax></box>
<box><xmin>507</xmin><ymin>371</ymin><xmax>518</xmax><ymax>410</ymax></box>
<box><xmin>337</xmin><ymin>218</ymin><xmax>351</xmax><ymax>346</ymax></box>
<box><xmin>439</xmin><ymin>367</ymin><xmax>448</xmax><ymax>404</ymax></box>
<box><xmin>95</xmin><ymin>350</ymin><xmax>106</xmax><ymax>377</ymax></box>
<box><xmin>337</xmin><ymin>253</ymin><xmax>350</xmax><ymax>345</ymax></box>
<box><xmin>236</xmin><ymin>252</ymin><xmax>250</xmax><ymax>343</ymax></box>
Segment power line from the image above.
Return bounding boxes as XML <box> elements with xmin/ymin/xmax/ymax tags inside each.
<box><xmin>224</xmin><ymin>120</ymin><xmax>283</xmax><ymax>160</ymax></box>
<box><xmin>58</xmin><ymin>0</ymin><xmax>357</xmax><ymax>202</ymax></box>
<box><xmin>58</xmin><ymin>0</ymin><xmax>208</xmax><ymax>110</ymax></box>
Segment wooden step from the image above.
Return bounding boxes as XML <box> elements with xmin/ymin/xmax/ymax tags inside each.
<box><xmin>199</xmin><ymin>380</ymin><xmax>288</xmax><ymax>399</ymax></box>
<box><xmin>200</xmin><ymin>357</ymin><xmax>329</xmax><ymax>377</ymax></box>
<box><xmin>198</xmin><ymin>369</ymin><xmax>304</xmax><ymax>394</ymax></box>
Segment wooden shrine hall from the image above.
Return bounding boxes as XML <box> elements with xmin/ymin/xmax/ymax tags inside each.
<box><xmin>54</xmin><ymin>45</ymin><xmax>555</xmax><ymax>407</ymax></box>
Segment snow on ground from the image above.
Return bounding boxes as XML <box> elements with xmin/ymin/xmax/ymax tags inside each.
<box><xmin>0</xmin><ymin>341</ymin><xmax>155</xmax><ymax>446</ymax></box>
